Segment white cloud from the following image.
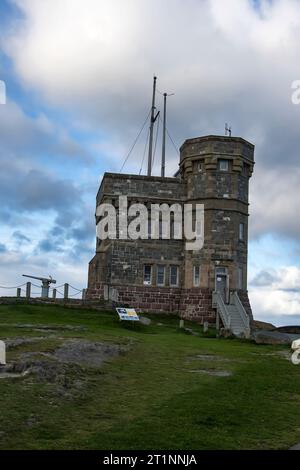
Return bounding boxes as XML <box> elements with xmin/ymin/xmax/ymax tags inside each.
<box><xmin>0</xmin><ymin>99</ymin><xmax>91</xmax><ymax>162</ymax></box>
<box><xmin>3</xmin><ymin>1</ymin><xmax>300</xmax><ymax>177</ymax></box>
<box><xmin>249</xmin><ymin>266</ymin><xmax>300</xmax><ymax>323</ymax></box>
<box><xmin>250</xmin><ymin>165</ymin><xmax>300</xmax><ymax>239</ymax></box>
<box><xmin>3</xmin><ymin>0</ymin><xmax>300</xmax><ymax>133</ymax></box>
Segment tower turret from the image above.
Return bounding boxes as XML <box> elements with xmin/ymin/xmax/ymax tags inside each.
<box><xmin>179</xmin><ymin>135</ymin><xmax>254</xmax><ymax>320</ymax></box>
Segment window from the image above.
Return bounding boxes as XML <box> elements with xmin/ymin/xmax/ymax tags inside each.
<box><xmin>170</xmin><ymin>265</ymin><xmax>179</xmax><ymax>287</ymax></box>
<box><xmin>242</xmin><ymin>163</ymin><xmax>249</xmax><ymax>177</ymax></box>
<box><xmin>170</xmin><ymin>219</ymin><xmax>174</xmax><ymax>239</ymax></box>
<box><xmin>143</xmin><ymin>265</ymin><xmax>152</xmax><ymax>285</ymax></box>
<box><xmin>219</xmin><ymin>159</ymin><xmax>229</xmax><ymax>171</ymax></box>
<box><xmin>239</xmin><ymin>222</ymin><xmax>245</xmax><ymax>241</ymax></box>
<box><xmin>238</xmin><ymin>267</ymin><xmax>243</xmax><ymax>290</ymax></box>
<box><xmin>197</xmin><ymin>161</ymin><xmax>204</xmax><ymax>172</ymax></box>
<box><xmin>159</xmin><ymin>219</ymin><xmax>163</xmax><ymax>239</ymax></box>
<box><xmin>157</xmin><ymin>265</ymin><xmax>165</xmax><ymax>286</ymax></box>
<box><xmin>193</xmin><ymin>266</ymin><xmax>200</xmax><ymax>287</ymax></box>
<box><xmin>216</xmin><ymin>267</ymin><xmax>226</xmax><ymax>275</ymax></box>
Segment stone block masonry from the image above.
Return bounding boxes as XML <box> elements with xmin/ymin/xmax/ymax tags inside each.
<box><xmin>87</xmin><ymin>135</ymin><xmax>255</xmax><ymax>325</ymax></box>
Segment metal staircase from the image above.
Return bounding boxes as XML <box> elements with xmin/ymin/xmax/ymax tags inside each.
<box><xmin>212</xmin><ymin>291</ymin><xmax>251</xmax><ymax>338</ymax></box>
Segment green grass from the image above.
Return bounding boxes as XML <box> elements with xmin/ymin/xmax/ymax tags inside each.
<box><xmin>0</xmin><ymin>303</ymin><xmax>299</xmax><ymax>450</ymax></box>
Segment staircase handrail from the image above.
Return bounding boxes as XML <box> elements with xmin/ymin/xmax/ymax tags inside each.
<box><xmin>212</xmin><ymin>291</ymin><xmax>231</xmax><ymax>329</ymax></box>
<box><xmin>232</xmin><ymin>291</ymin><xmax>250</xmax><ymax>329</ymax></box>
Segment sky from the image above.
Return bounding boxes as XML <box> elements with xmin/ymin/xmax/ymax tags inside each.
<box><xmin>0</xmin><ymin>0</ymin><xmax>300</xmax><ymax>324</ymax></box>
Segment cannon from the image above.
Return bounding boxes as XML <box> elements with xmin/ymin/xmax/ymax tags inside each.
<box><xmin>22</xmin><ymin>274</ymin><xmax>56</xmax><ymax>298</ymax></box>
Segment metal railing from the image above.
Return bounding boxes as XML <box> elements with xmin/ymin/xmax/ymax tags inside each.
<box><xmin>0</xmin><ymin>282</ymin><xmax>86</xmax><ymax>300</ymax></box>
<box><xmin>231</xmin><ymin>291</ymin><xmax>250</xmax><ymax>328</ymax></box>
<box><xmin>212</xmin><ymin>291</ymin><xmax>231</xmax><ymax>329</ymax></box>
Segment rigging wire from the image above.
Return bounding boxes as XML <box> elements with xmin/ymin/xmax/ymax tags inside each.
<box><xmin>119</xmin><ymin>109</ymin><xmax>151</xmax><ymax>173</ymax></box>
<box><xmin>166</xmin><ymin>126</ymin><xmax>180</xmax><ymax>156</ymax></box>
<box><xmin>139</xmin><ymin>127</ymin><xmax>150</xmax><ymax>175</ymax></box>
<box><xmin>152</xmin><ymin>113</ymin><xmax>160</xmax><ymax>170</ymax></box>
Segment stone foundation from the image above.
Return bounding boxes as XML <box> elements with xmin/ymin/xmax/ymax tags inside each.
<box><xmin>86</xmin><ymin>284</ymin><xmax>216</xmax><ymax>324</ymax></box>
<box><xmin>86</xmin><ymin>284</ymin><xmax>253</xmax><ymax>326</ymax></box>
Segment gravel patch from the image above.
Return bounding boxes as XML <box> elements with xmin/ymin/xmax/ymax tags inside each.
<box><xmin>5</xmin><ymin>337</ymin><xmax>50</xmax><ymax>350</ymax></box>
<box><xmin>52</xmin><ymin>339</ymin><xmax>126</xmax><ymax>367</ymax></box>
<box><xmin>190</xmin><ymin>354</ymin><xmax>230</xmax><ymax>362</ymax></box>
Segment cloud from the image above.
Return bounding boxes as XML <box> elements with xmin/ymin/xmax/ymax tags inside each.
<box><xmin>0</xmin><ymin>243</ymin><xmax>7</xmax><ymax>253</ymax></box>
<box><xmin>250</xmin><ymin>165</ymin><xmax>300</xmax><ymax>240</ymax></box>
<box><xmin>0</xmin><ymin>160</ymin><xmax>82</xmax><ymax>223</ymax></box>
<box><xmin>2</xmin><ymin>1</ymin><xmax>297</xmax><ymax>137</ymax></box>
<box><xmin>37</xmin><ymin>238</ymin><xmax>64</xmax><ymax>253</ymax></box>
<box><xmin>249</xmin><ymin>266</ymin><xmax>300</xmax><ymax>324</ymax></box>
<box><xmin>250</xmin><ymin>269</ymin><xmax>280</xmax><ymax>287</ymax></box>
<box><xmin>0</xmin><ymin>100</ymin><xmax>92</xmax><ymax>162</ymax></box>
<box><xmin>0</xmin><ymin>246</ymin><xmax>89</xmax><ymax>294</ymax></box>
<box><xmin>2</xmin><ymin>0</ymin><xmax>300</xmax><ymax>241</ymax></box>
<box><xmin>12</xmin><ymin>230</ymin><xmax>31</xmax><ymax>243</ymax></box>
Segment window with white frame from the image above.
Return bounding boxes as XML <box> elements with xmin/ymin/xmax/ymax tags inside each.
<box><xmin>193</xmin><ymin>266</ymin><xmax>200</xmax><ymax>287</ymax></box>
<box><xmin>143</xmin><ymin>265</ymin><xmax>152</xmax><ymax>285</ymax></box>
<box><xmin>157</xmin><ymin>265</ymin><xmax>165</xmax><ymax>286</ymax></box>
<box><xmin>239</xmin><ymin>222</ymin><xmax>245</xmax><ymax>241</ymax></box>
<box><xmin>219</xmin><ymin>159</ymin><xmax>229</xmax><ymax>171</ymax></box>
<box><xmin>170</xmin><ymin>265</ymin><xmax>179</xmax><ymax>287</ymax></box>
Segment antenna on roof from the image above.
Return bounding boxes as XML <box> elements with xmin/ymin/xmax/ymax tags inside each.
<box><xmin>161</xmin><ymin>92</ymin><xmax>175</xmax><ymax>178</ymax></box>
<box><xmin>225</xmin><ymin>123</ymin><xmax>232</xmax><ymax>137</ymax></box>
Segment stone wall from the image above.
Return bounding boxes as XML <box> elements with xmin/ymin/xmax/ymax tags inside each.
<box><xmin>86</xmin><ymin>282</ymin><xmax>217</xmax><ymax>325</ymax></box>
<box><xmin>97</xmin><ymin>173</ymin><xmax>186</xmax><ymax>205</ymax></box>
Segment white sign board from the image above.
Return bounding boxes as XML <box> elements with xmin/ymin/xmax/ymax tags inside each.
<box><xmin>116</xmin><ymin>308</ymin><xmax>140</xmax><ymax>322</ymax></box>
<box><xmin>0</xmin><ymin>341</ymin><xmax>6</xmax><ymax>365</ymax></box>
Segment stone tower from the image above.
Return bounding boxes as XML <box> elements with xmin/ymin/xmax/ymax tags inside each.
<box><xmin>87</xmin><ymin>134</ymin><xmax>255</xmax><ymax>335</ymax></box>
<box><xmin>179</xmin><ymin>135</ymin><xmax>254</xmax><ymax>321</ymax></box>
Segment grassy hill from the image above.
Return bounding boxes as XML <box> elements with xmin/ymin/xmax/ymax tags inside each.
<box><xmin>0</xmin><ymin>303</ymin><xmax>299</xmax><ymax>450</ymax></box>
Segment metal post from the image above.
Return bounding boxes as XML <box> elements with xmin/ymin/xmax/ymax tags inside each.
<box><xmin>161</xmin><ymin>93</ymin><xmax>167</xmax><ymax>177</ymax></box>
<box><xmin>52</xmin><ymin>289</ymin><xmax>57</xmax><ymax>300</ymax></box>
<box><xmin>26</xmin><ymin>282</ymin><xmax>31</xmax><ymax>299</ymax></box>
<box><xmin>41</xmin><ymin>282</ymin><xmax>49</xmax><ymax>298</ymax></box>
<box><xmin>17</xmin><ymin>288</ymin><xmax>21</xmax><ymax>298</ymax></box>
<box><xmin>147</xmin><ymin>76</ymin><xmax>157</xmax><ymax>177</ymax></box>
<box><xmin>216</xmin><ymin>312</ymin><xmax>220</xmax><ymax>332</ymax></box>
<box><xmin>64</xmin><ymin>283</ymin><xmax>69</xmax><ymax>300</ymax></box>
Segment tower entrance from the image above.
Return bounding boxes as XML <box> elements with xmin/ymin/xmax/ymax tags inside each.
<box><xmin>215</xmin><ymin>267</ymin><xmax>229</xmax><ymax>304</ymax></box>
